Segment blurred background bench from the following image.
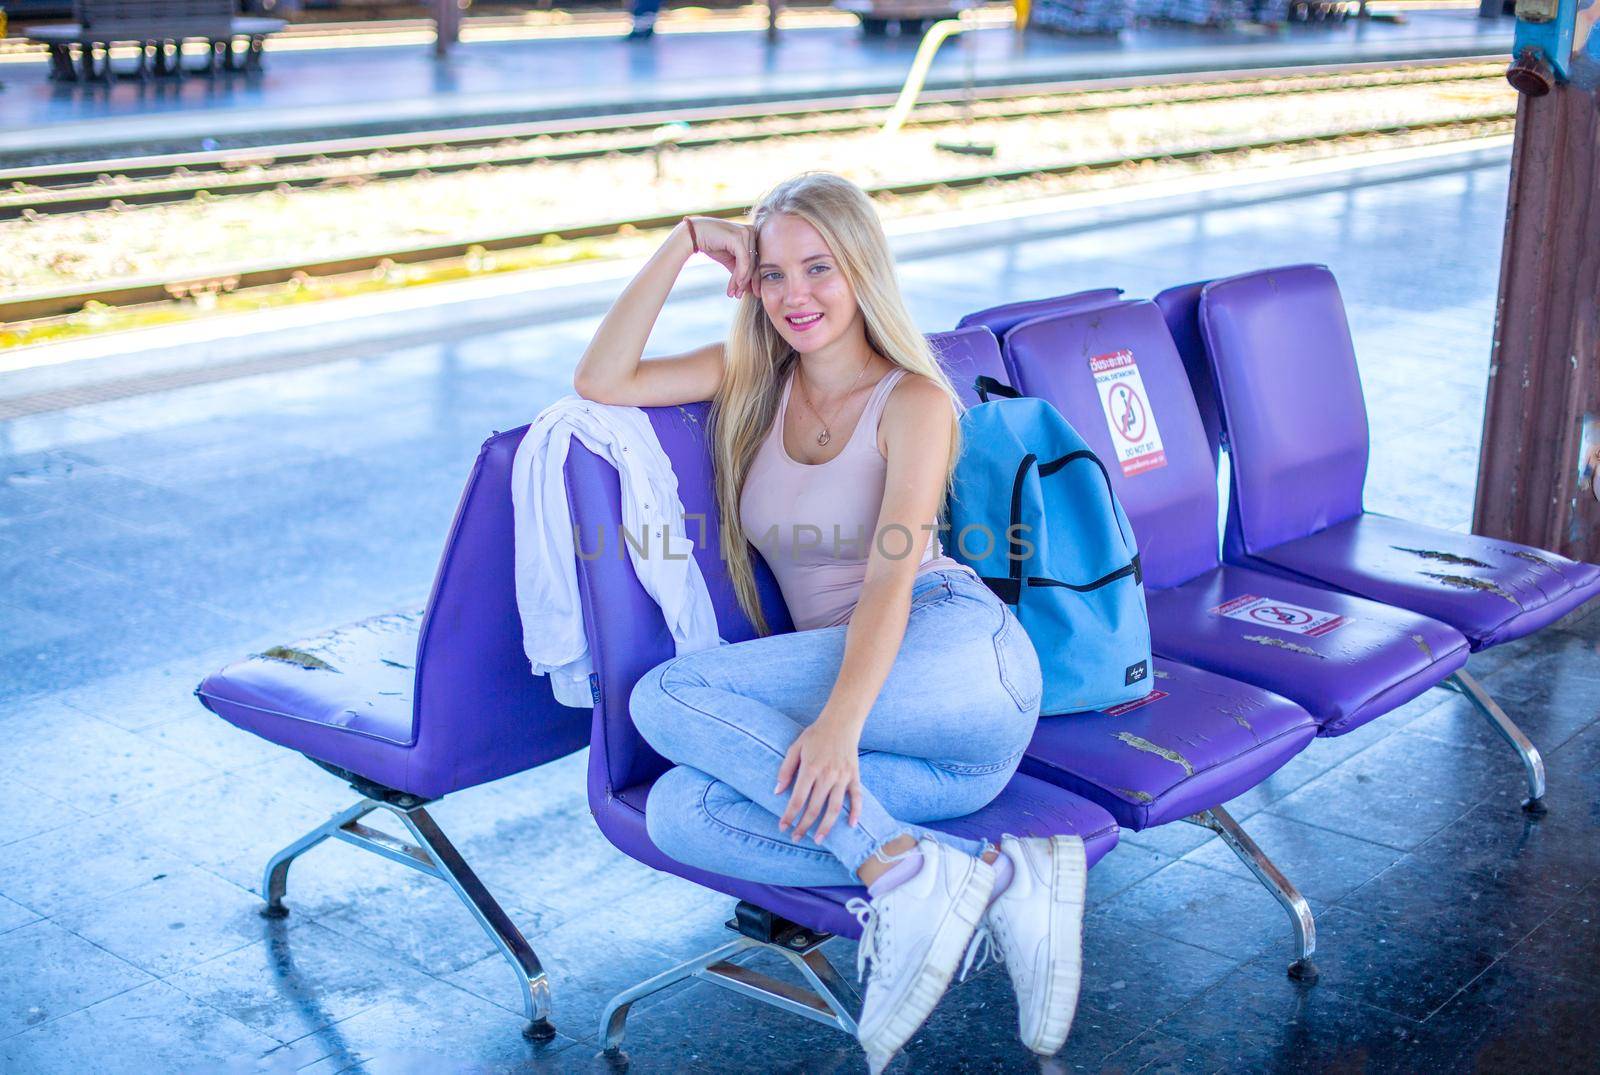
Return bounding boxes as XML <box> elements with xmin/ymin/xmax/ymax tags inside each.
<box><xmin>24</xmin><ymin>0</ymin><xmax>286</xmax><ymax>81</ymax></box>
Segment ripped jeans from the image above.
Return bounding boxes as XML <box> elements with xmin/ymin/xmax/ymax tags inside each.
<box><xmin>628</xmin><ymin>566</ymin><xmax>1044</xmax><ymax>887</ymax></box>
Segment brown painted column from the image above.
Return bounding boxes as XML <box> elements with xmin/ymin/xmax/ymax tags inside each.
<box><xmin>1472</xmin><ymin>79</ymin><xmax>1600</xmax><ymax>559</ymax></box>
<box><xmin>1473</xmin><ymin>82</ymin><xmax>1600</xmax><ymax>559</ymax></box>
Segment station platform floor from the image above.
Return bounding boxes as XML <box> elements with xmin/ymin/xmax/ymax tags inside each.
<box><xmin>0</xmin><ymin>6</ymin><xmax>1514</xmax><ymax>164</ymax></box>
<box><xmin>1</xmin><ymin>147</ymin><xmax>1597</xmax><ymax>1071</ymax></box>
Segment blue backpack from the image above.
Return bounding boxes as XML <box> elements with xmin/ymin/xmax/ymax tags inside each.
<box><xmin>944</xmin><ymin>376</ymin><xmax>1153</xmax><ymax>715</ymax></box>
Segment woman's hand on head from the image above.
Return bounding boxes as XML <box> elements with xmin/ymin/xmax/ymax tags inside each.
<box><xmin>687</xmin><ymin>217</ymin><xmax>759</xmax><ymax>300</ymax></box>
<box><xmin>775</xmin><ymin>713</ymin><xmax>865</xmax><ymax>844</ymax></box>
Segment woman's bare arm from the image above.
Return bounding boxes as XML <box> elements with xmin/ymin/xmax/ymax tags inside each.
<box><xmin>572</xmin><ymin>218</ymin><xmax>754</xmax><ymax>408</ymax></box>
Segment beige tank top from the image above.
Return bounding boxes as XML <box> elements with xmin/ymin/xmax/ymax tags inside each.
<box><xmin>738</xmin><ymin>365</ymin><xmax>973</xmax><ymax>632</ymax></box>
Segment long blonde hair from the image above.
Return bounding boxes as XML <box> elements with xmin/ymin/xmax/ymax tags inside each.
<box><xmin>709</xmin><ymin>172</ymin><xmax>966</xmax><ymax>636</ymax></box>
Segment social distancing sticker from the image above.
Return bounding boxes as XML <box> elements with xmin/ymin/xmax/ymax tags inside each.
<box><xmin>1211</xmin><ymin>594</ymin><xmax>1349</xmax><ymax>637</ymax></box>
<box><xmin>1090</xmin><ymin>349</ymin><xmax>1167</xmax><ymax>477</ymax></box>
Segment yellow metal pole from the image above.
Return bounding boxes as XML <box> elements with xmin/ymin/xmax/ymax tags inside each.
<box><xmin>881</xmin><ymin>18</ymin><xmax>966</xmax><ymax>135</ymax></box>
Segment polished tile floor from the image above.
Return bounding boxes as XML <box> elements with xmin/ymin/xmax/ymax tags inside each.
<box><xmin>2</xmin><ymin>150</ymin><xmax>1597</xmax><ymax>1072</ymax></box>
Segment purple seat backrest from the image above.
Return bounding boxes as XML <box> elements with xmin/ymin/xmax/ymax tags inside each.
<box><xmin>1003</xmin><ymin>300</ymin><xmax>1221</xmax><ymax>589</ymax></box>
<box><xmin>410</xmin><ymin>429</ymin><xmax>593</xmax><ymax>790</ymax></box>
<box><xmin>1199</xmin><ymin>264</ymin><xmax>1369</xmax><ymax>553</ymax></box>
<box><xmin>928</xmin><ymin>326</ymin><xmax>1010</xmax><ymax>408</ymax></box>
<box><xmin>1154</xmin><ymin>280</ymin><xmax>1224</xmax><ymax>470</ymax></box>
<box><xmin>565</xmin><ymin>403</ymin><xmax>793</xmax><ymax>797</ymax></box>
<box><xmin>957</xmin><ymin>288</ymin><xmax>1125</xmax><ymax>344</ymax></box>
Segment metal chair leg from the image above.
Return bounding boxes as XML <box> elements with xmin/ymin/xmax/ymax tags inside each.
<box><xmin>1188</xmin><ymin>807</ymin><xmax>1318</xmax><ymax>983</ymax></box>
<box><xmin>257</xmin><ymin>796</ymin><xmax>555</xmax><ymax>1040</ymax></box>
<box><xmin>389</xmin><ymin>804</ymin><xmax>555</xmax><ymax>1041</ymax></box>
<box><xmin>783</xmin><ymin>944</ymin><xmax>862</xmax><ymax>1033</ymax></box>
<box><xmin>261</xmin><ymin>799</ymin><xmax>381</xmax><ymax>917</ymax></box>
<box><xmin>600</xmin><ymin>939</ymin><xmax>747</xmax><ymax>1053</ymax></box>
<box><xmin>599</xmin><ymin>909</ymin><xmax>859</xmax><ymax>1057</ymax></box>
<box><xmin>1448</xmin><ymin>669</ymin><xmax>1548</xmax><ymax>815</ymax></box>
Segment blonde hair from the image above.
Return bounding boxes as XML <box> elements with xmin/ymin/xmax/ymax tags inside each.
<box><xmin>708</xmin><ymin>172</ymin><xmax>966</xmax><ymax>636</ymax></box>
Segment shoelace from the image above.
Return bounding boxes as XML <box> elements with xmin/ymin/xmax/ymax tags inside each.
<box><xmin>958</xmin><ymin>921</ymin><xmax>1001</xmax><ymax>982</ymax></box>
<box><xmin>846</xmin><ymin>897</ymin><xmax>884</xmax><ymax>983</ymax></box>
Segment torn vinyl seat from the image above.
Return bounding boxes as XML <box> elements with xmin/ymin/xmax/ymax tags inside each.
<box><xmin>1020</xmin><ymin>657</ymin><xmax>1321</xmax><ymax>979</ymax></box>
<box><xmin>563</xmin><ymin>398</ymin><xmax>1121</xmax><ymax>1056</ymax></box>
<box><xmin>1001</xmin><ymin>298</ymin><xmax>1471</xmax><ymax>737</ymax></box>
<box><xmin>1161</xmin><ymin>264</ymin><xmax>1600</xmax><ymax>812</ymax></box>
<box><xmin>932</xmin><ymin>308</ymin><xmax>1323</xmax><ymax>980</ymax></box>
<box><xmin>195</xmin><ymin>429</ymin><xmax>593</xmax><ymax>1041</ymax></box>
<box><xmin>994</xmin><ymin>297</ymin><xmax>1478</xmax><ymax>976</ymax></box>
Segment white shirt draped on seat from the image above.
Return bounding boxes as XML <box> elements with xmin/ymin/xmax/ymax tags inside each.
<box><xmin>511</xmin><ymin>395</ymin><xmax>724</xmax><ymax>708</ymax></box>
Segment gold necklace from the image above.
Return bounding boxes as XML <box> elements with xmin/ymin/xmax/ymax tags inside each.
<box><xmin>796</xmin><ymin>355</ymin><xmax>873</xmax><ymax>447</ymax></box>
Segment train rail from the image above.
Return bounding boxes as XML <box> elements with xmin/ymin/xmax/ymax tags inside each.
<box><xmin>0</xmin><ymin>56</ymin><xmax>1504</xmax><ymax>220</ymax></box>
<box><xmin>2</xmin><ymin>108</ymin><xmax>1513</xmax><ymax>325</ymax></box>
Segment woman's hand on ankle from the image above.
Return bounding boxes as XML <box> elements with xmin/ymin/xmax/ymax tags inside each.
<box><xmin>775</xmin><ymin>716</ymin><xmax>865</xmax><ymax>844</ymax></box>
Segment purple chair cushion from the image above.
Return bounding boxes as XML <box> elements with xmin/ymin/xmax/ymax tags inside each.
<box><xmin>1021</xmin><ymin>659</ymin><xmax>1317</xmax><ymax>829</ymax></box>
<box><xmin>1147</xmin><ymin>564</ymin><xmax>1469</xmax><ymax>736</ymax></box>
<box><xmin>1004</xmin><ymin>300</ymin><xmax>1222</xmax><ymax>589</ymax></box>
<box><xmin>928</xmin><ymin>326</ymin><xmax>1010</xmax><ymax>408</ymax></box>
<box><xmin>198</xmin><ymin>613</ymin><xmax>421</xmax><ymax>785</ymax></box>
<box><xmin>595</xmin><ymin>770</ymin><xmax>1119</xmax><ymax>940</ymax></box>
<box><xmin>1198</xmin><ymin>264</ymin><xmax>1369</xmax><ymax>553</ymax></box>
<box><xmin>567</xmin><ymin>400</ymin><xmax>1120</xmax><ymax>941</ymax></box>
<box><xmin>957</xmin><ymin>288</ymin><xmax>1125</xmax><ymax>342</ymax></box>
<box><xmin>197</xmin><ymin>430</ymin><xmax>590</xmax><ymax>800</ymax></box>
<box><xmin>1243</xmin><ymin>514</ymin><xmax>1600</xmax><ymax>651</ymax></box>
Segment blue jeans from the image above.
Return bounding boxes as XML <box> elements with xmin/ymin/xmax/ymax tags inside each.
<box><xmin>629</xmin><ymin>567</ymin><xmax>1044</xmax><ymax>887</ymax></box>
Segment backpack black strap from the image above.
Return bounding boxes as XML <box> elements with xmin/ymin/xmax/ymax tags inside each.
<box><xmin>979</xmin><ymin>452</ymin><xmax>1036</xmax><ymax>606</ymax></box>
<box><xmin>974</xmin><ymin>375</ymin><xmax>1020</xmax><ymax>404</ymax></box>
<box><xmin>981</xmin><ymin>448</ymin><xmax>1143</xmax><ymax>602</ymax></box>
<box><xmin>1027</xmin><ymin>553</ymin><xmax>1142</xmax><ymax>592</ymax></box>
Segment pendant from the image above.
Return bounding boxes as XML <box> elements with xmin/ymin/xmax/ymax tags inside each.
<box><xmin>816</xmin><ymin>429</ymin><xmax>831</xmax><ymax>446</ymax></box>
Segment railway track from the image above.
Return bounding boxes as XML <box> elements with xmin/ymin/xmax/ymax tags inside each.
<box><xmin>0</xmin><ymin>56</ymin><xmax>1503</xmax><ymax>220</ymax></box>
<box><xmin>2</xmin><ymin>107</ymin><xmax>1513</xmax><ymax>325</ymax></box>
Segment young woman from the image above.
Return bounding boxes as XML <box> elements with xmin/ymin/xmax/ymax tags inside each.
<box><xmin>572</xmin><ymin>172</ymin><xmax>1086</xmax><ymax>1072</ymax></box>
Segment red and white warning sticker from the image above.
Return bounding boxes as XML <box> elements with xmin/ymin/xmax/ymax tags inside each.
<box><xmin>1103</xmin><ymin>689</ymin><xmax>1169</xmax><ymax>717</ymax></box>
<box><xmin>1089</xmin><ymin>349</ymin><xmax>1167</xmax><ymax>476</ymax></box>
<box><xmin>1211</xmin><ymin>594</ymin><xmax>1349</xmax><ymax>637</ymax></box>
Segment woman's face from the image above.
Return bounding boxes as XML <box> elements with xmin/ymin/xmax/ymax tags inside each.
<box><xmin>756</xmin><ymin>213</ymin><xmax>863</xmax><ymax>356</ymax></box>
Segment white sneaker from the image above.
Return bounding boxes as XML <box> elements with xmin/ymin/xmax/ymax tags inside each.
<box><xmin>847</xmin><ymin>837</ymin><xmax>996</xmax><ymax>1074</ymax></box>
<box><xmin>971</xmin><ymin>834</ymin><xmax>1088</xmax><ymax>1057</ymax></box>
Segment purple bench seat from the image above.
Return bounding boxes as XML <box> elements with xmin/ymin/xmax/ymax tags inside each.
<box><xmin>1145</xmin><ymin>563</ymin><xmax>1466</xmax><ymax>737</ymax></box>
<box><xmin>1161</xmin><ymin>263</ymin><xmax>1600</xmax><ymax>811</ymax></box>
<box><xmin>1242</xmin><ymin>513</ymin><xmax>1600</xmax><ymax>649</ymax></box>
<box><xmin>1001</xmin><ymin>299</ymin><xmax>1471</xmax><ymax>739</ymax></box>
<box><xmin>934</xmin><ymin>321</ymin><xmax>1324</xmax><ymax>978</ymax></box>
<box><xmin>1021</xmin><ymin>658</ymin><xmax>1316</xmax><ymax>830</ymax></box>
<box><xmin>933</xmin><ymin>326</ymin><xmax>1319</xmax><ymax>821</ymax></box>
<box><xmin>564</xmin><ymin>399</ymin><xmax>1119</xmax><ymax>1051</ymax></box>
<box><xmin>195</xmin><ymin>430</ymin><xmax>593</xmax><ymax>1041</ymax></box>
<box><xmin>1176</xmin><ymin>264</ymin><xmax>1600</xmax><ymax>652</ymax></box>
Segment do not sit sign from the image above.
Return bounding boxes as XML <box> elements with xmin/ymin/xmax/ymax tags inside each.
<box><xmin>1090</xmin><ymin>349</ymin><xmax>1167</xmax><ymax>477</ymax></box>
